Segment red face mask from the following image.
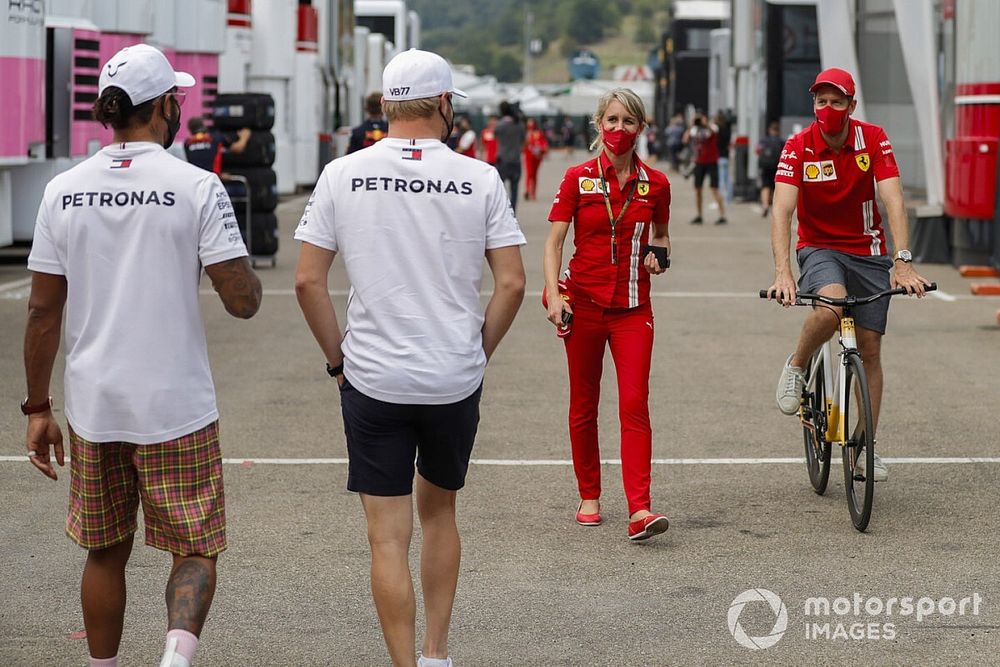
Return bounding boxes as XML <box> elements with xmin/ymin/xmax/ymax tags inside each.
<box><xmin>602</xmin><ymin>127</ymin><xmax>638</xmax><ymax>155</ymax></box>
<box><xmin>815</xmin><ymin>105</ymin><xmax>850</xmax><ymax>135</ymax></box>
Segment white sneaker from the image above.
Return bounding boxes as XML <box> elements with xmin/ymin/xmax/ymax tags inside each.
<box><xmin>418</xmin><ymin>655</ymin><xmax>453</xmax><ymax>667</ymax></box>
<box><xmin>159</xmin><ymin>639</ymin><xmax>190</xmax><ymax>667</ymax></box>
<box><xmin>871</xmin><ymin>453</ymin><xmax>888</xmax><ymax>482</ymax></box>
<box><xmin>775</xmin><ymin>354</ymin><xmax>806</xmax><ymax>415</ymax></box>
<box><xmin>856</xmin><ymin>452</ymin><xmax>888</xmax><ymax>482</ymax></box>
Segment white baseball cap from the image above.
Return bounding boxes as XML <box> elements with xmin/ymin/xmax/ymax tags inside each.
<box><xmin>382</xmin><ymin>49</ymin><xmax>467</xmax><ymax>102</ymax></box>
<box><xmin>98</xmin><ymin>43</ymin><xmax>196</xmax><ymax>106</ymax></box>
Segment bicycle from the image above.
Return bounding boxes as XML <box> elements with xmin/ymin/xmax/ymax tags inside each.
<box><xmin>759</xmin><ymin>283</ymin><xmax>936</xmax><ymax>531</ymax></box>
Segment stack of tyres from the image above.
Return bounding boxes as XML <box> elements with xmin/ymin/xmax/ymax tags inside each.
<box><xmin>212</xmin><ymin>93</ymin><xmax>279</xmax><ymax>260</ymax></box>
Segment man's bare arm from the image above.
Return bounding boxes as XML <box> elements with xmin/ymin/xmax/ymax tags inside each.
<box><xmin>204</xmin><ymin>257</ymin><xmax>262</xmax><ymax>319</ymax></box>
<box><xmin>294</xmin><ymin>242</ymin><xmax>344</xmax><ymax>370</ymax></box>
<box><xmin>767</xmin><ymin>181</ymin><xmax>800</xmax><ymax>306</ymax></box>
<box><xmin>877</xmin><ymin>176</ymin><xmax>929</xmax><ymax>295</ymax></box>
<box><xmin>23</xmin><ymin>272</ymin><xmax>67</xmax><ymax>480</ymax></box>
<box><xmin>482</xmin><ymin>245</ymin><xmax>526</xmax><ymax>361</ymax></box>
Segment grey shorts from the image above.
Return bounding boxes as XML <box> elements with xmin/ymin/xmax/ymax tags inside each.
<box><xmin>797</xmin><ymin>246</ymin><xmax>893</xmax><ymax>334</ymax></box>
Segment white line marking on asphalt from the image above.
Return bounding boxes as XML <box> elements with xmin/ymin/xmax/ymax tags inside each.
<box><xmin>0</xmin><ymin>277</ymin><xmax>33</xmax><ymax>299</ymax></box>
<box><xmin>5</xmin><ymin>456</ymin><xmax>1000</xmax><ymax>465</ymax></box>
<box><xmin>196</xmin><ymin>289</ymin><xmax>989</xmax><ymax>301</ymax></box>
<box><xmin>930</xmin><ymin>290</ymin><xmax>957</xmax><ymax>302</ymax></box>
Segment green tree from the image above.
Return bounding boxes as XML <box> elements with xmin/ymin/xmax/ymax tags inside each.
<box><xmin>494</xmin><ymin>52</ymin><xmax>524</xmax><ymax>82</ymax></box>
<box><xmin>635</xmin><ymin>19</ymin><xmax>656</xmax><ymax>44</ymax></box>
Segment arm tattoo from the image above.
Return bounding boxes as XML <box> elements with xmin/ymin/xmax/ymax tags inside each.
<box><xmin>205</xmin><ymin>257</ymin><xmax>262</xmax><ymax>319</ymax></box>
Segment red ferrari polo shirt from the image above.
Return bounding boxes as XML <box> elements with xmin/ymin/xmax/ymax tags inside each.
<box><xmin>549</xmin><ymin>153</ymin><xmax>671</xmax><ymax>309</ymax></box>
<box><xmin>691</xmin><ymin>126</ymin><xmax>719</xmax><ymax>164</ymax></box>
<box><xmin>775</xmin><ymin>119</ymin><xmax>899</xmax><ymax>256</ymax></box>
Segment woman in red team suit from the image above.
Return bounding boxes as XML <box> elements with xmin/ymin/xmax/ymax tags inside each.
<box><xmin>522</xmin><ymin>118</ymin><xmax>549</xmax><ymax>200</ymax></box>
<box><xmin>543</xmin><ymin>88</ymin><xmax>672</xmax><ymax>541</ymax></box>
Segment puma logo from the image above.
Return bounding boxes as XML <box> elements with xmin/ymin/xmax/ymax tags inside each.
<box><xmin>645</xmin><ymin>321</ymin><xmax>653</xmax><ymax>330</ymax></box>
<box><xmin>107</xmin><ymin>61</ymin><xmax>127</xmax><ymax>77</ymax></box>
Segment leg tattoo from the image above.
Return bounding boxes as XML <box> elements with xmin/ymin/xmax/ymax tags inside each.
<box><xmin>165</xmin><ymin>556</ymin><xmax>217</xmax><ymax>636</ymax></box>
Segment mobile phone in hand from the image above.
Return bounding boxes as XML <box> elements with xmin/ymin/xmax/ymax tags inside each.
<box><xmin>645</xmin><ymin>245</ymin><xmax>670</xmax><ymax>269</ymax></box>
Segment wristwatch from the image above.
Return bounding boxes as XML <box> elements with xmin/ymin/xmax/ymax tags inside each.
<box><xmin>892</xmin><ymin>249</ymin><xmax>913</xmax><ymax>263</ymax></box>
<box><xmin>21</xmin><ymin>397</ymin><xmax>52</xmax><ymax>415</ymax></box>
<box><xmin>326</xmin><ymin>361</ymin><xmax>344</xmax><ymax>377</ymax></box>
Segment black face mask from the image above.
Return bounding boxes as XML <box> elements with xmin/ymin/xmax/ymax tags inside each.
<box><xmin>439</xmin><ymin>96</ymin><xmax>454</xmax><ymax>143</ymax></box>
<box><xmin>162</xmin><ymin>96</ymin><xmax>181</xmax><ymax>149</ymax></box>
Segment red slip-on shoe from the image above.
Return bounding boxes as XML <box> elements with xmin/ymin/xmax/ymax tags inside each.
<box><xmin>576</xmin><ymin>501</ymin><xmax>602</xmax><ymax>526</ymax></box>
<box><xmin>628</xmin><ymin>514</ymin><xmax>669</xmax><ymax>541</ymax></box>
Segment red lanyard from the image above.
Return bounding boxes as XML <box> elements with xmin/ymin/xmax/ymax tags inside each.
<box><xmin>597</xmin><ymin>155</ymin><xmax>638</xmax><ymax>265</ymax></box>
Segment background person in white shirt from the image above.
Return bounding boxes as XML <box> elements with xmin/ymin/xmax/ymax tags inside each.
<box><xmin>22</xmin><ymin>44</ymin><xmax>261</xmax><ymax>667</ymax></box>
<box><xmin>294</xmin><ymin>49</ymin><xmax>526</xmax><ymax>667</ymax></box>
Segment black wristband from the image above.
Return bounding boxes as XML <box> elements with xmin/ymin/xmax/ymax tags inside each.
<box><xmin>326</xmin><ymin>361</ymin><xmax>344</xmax><ymax>377</ymax></box>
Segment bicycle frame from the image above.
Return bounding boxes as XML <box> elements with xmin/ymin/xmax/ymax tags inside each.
<box><xmin>802</xmin><ymin>315</ymin><xmax>859</xmax><ymax>446</ymax></box>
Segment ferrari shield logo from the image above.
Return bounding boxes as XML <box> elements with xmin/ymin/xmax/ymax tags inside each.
<box><xmin>637</xmin><ymin>181</ymin><xmax>650</xmax><ymax>196</ymax></box>
<box><xmin>856</xmin><ymin>153</ymin><xmax>871</xmax><ymax>172</ymax></box>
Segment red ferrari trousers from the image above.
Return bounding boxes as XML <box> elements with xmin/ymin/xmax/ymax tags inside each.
<box><xmin>563</xmin><ymin>295</ymin><xmax>654</xmax><ymax>515</ymax></box>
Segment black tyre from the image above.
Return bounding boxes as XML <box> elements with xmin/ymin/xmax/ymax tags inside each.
<box><xmin>221</xmin><ymin>131</ymin><xmax>276</xmax><ymax>168</ymax></box>
<box><xmin>802</xmin><ymin>355</ymin><xmax>832</xmax><ymax>495</ymax></box>
<box><xmin>224</xmin><ymin>168</ymin><xmax>278</xmax><ymax>213</ymax></box>
<box><xmin>235</xmin><ymin>210</ymin><xmax>279</xmax><ymax>257</ymax></box>
<box><xmin>212</xmin><ymin>93</ymin><xmax>275</xmax><ymax>130</ymax></box>
<box><xmin>842</xmin><ymin>353</ymin><xmax>875</xmax><ymax>532</ymax></box>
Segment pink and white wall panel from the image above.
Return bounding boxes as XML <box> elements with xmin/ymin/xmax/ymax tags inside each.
<box><xmin>1</xmin><ymin>3</ymin><xmax>46</xmax><ymax>164</ymax></box>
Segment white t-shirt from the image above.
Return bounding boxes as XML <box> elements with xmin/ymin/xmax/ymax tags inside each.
<box><xmin>457</xmin><ymin>129</ymin><xmax>476</xmax><ymax>153</ymax></box>
<box><xmin>295</xmin><ymin>137</ymin><xmax>525</xmax><ymax>405</ymax></box>
<box><xmin>28</xmin><ymin>142</ymin><xmax>248</xmax><ymax>444</ymax></box>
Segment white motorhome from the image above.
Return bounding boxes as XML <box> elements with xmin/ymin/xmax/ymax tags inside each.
<box><xmin>0</xmin><ymin>0</ymin><xmax>371</xmax><ymax>244</ymax></box>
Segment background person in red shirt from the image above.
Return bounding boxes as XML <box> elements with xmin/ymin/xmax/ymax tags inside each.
<box><xmin>766</xmin><ymin>68</ymin><xmax>930</xmax><ymax>482</ymax></box>
<box><xmin>522</xmin><ymin>117</ymin><xmax>549</xmax><ymax>200</ymax></box>
<box><xmin>682</xmin><ymin>110</ymin><xmax>727</xmax><ymax>224</ymax></box>
<box><xmin>543</xmin><ymin>88</ymin><xmax>672</xmax><ymax>542</ymax></box>
<box><xmin>480</xmin><ymin>115</ymin><xmax>498</xmax><ymax>164</ymax></box>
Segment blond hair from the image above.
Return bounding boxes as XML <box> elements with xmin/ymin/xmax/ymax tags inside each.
<box><xmin>589</xmin><ymin>88</ymin><xmax>648</xmax><ymax>151</ymax></box>
<box><xmin>383</xmin><ymin>97</ymin><xmax>439</xmax><ymax>123</ymax></box>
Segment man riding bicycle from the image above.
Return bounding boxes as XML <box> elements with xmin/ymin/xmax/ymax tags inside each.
<box><xmin>766</xmin><ymin>68</ymin><xmax>930</xmax><ymax>481</ymax></box>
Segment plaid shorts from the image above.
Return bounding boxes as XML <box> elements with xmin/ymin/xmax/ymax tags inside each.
<box><xmin>67</xmin><ymin>422</ymin><xmax>226</xmax><ymax>557</ymax></box>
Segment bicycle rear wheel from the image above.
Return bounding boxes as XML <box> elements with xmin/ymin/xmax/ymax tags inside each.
<box><xmin>842</xmin><ymin>353</ymin><xmax>875</xmax><ymax>532</ymax></box>
<box><xmin>803</xmin><ymin>353</ymin><xmax>832</xmax><ymax>494</ymax></box>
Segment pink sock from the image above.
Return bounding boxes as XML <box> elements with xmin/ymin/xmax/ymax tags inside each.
<box><xmin>164</xmin><ymin>629</ymin><xmax>199</xmax><ymax>664</ymax></box>
<box><xmin>90</xmin><ymin>657</ymin><xmax>118</xmax><ymax>667</ymax></box>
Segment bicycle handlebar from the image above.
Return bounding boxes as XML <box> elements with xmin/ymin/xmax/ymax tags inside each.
<box><xmin>758</xmin><ymin>283</ymin><xmax>937</xmax><ymax>305</ymax></box>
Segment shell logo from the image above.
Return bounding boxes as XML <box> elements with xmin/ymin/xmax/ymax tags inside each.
<box><xmin>581</xmin><ymin>179</ymin><xmax>596</xmax><ymax>192</ymax></box>
<box><xmin>805</xmin><ymin>164</ymin><xmax>821</xmax><ymax>180</ymax></box>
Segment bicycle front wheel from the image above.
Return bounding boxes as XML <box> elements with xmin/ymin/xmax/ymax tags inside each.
<box><xmin>803</xmin><ymin>353</ymin><xmax>832</xmax><ymax>494</ymax></box>
<box><xmin>842</xmin><ymin>353</ymin><xmax>875</xmax><ymax>532</ymax></box>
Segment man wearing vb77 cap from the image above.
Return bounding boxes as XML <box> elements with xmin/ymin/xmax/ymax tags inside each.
<box><xmin>766</xmin><ymin>67</ymin><xmax>931</xmax><ymax>482</ymax></box>
<box><xmin>22</xmin><ymin>43</ymin><xmax>261</xmax><ymax>667</ymax></box>
<box><xmin>295</xmin><ymin>48</ymin><xmax>526</xmax><ymax>667</ymax></box>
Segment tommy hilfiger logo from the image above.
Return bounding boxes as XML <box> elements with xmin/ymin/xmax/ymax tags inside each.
<box><xmin>110</xmin><ymin>159</ymin><xmax>133</xmax><ymax>169</ymax></box>
<box><xmin>402</xmin><ymin>147</ymin><xmax>422</xmax><ymax>161</ymax></box>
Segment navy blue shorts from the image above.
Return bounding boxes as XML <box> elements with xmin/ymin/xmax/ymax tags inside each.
<box><xmin>339</xmin><ymin>378</ymin><xmax>482</xmax><ymax>496</ymax></box>
<box><xmin>797</xmin><ymin>246</ymin><xmax>893</xmax><ymax>334</ymax></box>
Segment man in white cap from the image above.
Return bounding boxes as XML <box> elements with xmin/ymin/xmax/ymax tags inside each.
<box><xmin>22</xmin><ymin>43</ymin><xmax>261</xmax><ymax>667</ymax></box>
<box><xmin>295</xmin><ymin>48</ymin><xmax>526</xmax><ymax>667</ymax></box>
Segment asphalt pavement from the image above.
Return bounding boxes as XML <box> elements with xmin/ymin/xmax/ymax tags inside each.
<box><xmin>2</xmin><ymin>149</ymin><xmax>999</xmax><ymax>666</ymax></box>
